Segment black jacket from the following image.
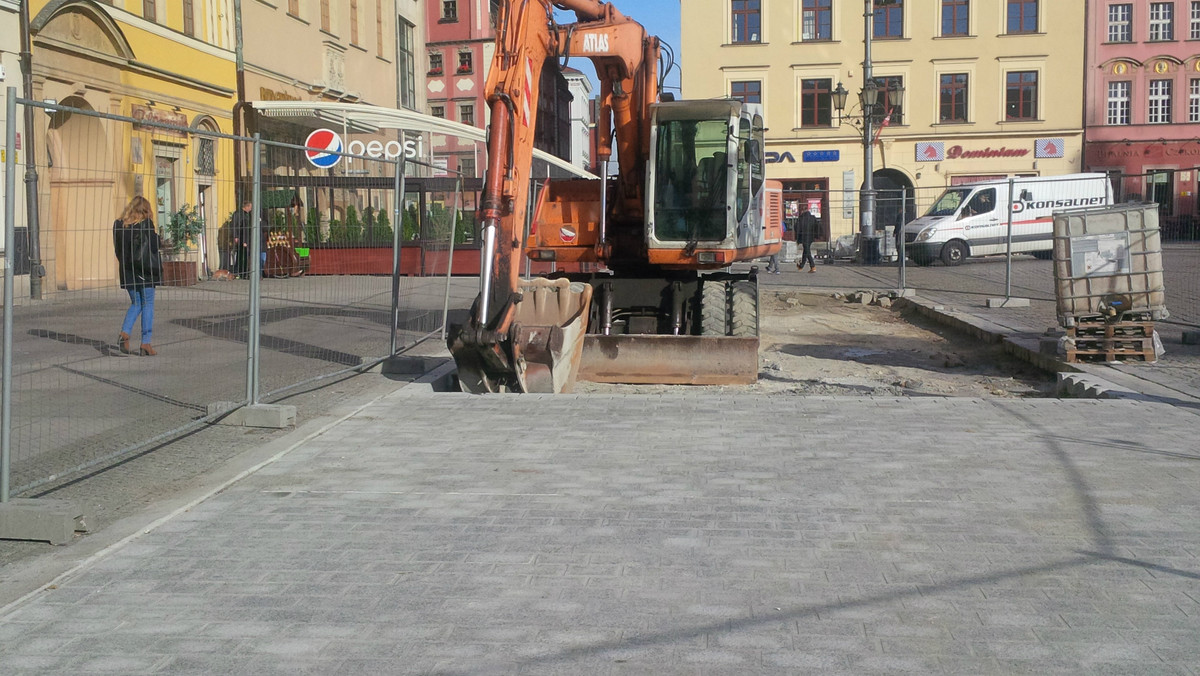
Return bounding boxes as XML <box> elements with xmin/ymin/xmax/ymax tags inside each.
<box><xmin>113</xmin><ymin>218</ymin><xmax>162</xmax><ymax>290</ymax></box>
<box><xmin>797</xmin><ymin>212</ymin><xmax>819</xmax><ymax>245</ymax></box>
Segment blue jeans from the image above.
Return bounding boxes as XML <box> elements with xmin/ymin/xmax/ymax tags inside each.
<box><xmin>122</xmin><ymin>287</ymin><xmax>156</xmax><ymax>344</ymax></box>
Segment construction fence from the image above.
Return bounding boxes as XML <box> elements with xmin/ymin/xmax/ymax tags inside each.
<box><xmin>788</xmin><ymin>173</ymin><xmax>1198</xmax><ymax>330</ymax></box>
<box><xmin>2</xmin><ymin>92</ymin><xmax>476</xmax><ymax>499</ymax></box>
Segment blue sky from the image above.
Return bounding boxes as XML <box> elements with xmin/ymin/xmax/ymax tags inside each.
<box><xmin>553</xmin><ymin>2</ymin><xmax>682</xmax><ymax>95</ymax></box>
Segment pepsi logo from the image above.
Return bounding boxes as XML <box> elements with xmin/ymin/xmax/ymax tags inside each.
<box><xmin>305</xmin><ymin>129</ymin><xmax>343</xmax><ymax>168</ymax></box>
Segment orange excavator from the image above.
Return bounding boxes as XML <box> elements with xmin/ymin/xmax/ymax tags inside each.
<box><xmin>447</xmin><ymin>0</ymin><xmax>783</xmax><ymax>393</ymax></box>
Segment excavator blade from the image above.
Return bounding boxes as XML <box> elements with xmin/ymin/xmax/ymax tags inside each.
<box><xmin>578</xmin><ymin>335</ymin><xmax>760</xmax><ymax>385</ymax></box>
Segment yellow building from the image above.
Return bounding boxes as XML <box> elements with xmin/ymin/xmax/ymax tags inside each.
<box><xmin>28</xmin><ymin>0</ymin><xmax>237</xmax><ymax>290</ymax></box>
<box><xmin>681</xmin><ymin>0</ymin><xmax>1086</xmax><ymax>243</ymax></box>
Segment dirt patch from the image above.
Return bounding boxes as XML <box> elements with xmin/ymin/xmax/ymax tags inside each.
<box><xmin>574</xmin><ymin>290</ymin><xmax>1055</xmax><ymax>397</ymax></box>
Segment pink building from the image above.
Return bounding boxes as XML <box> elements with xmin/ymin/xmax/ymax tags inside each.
<box><xmin>424</xmin><ymin>0</ymin><xmax>499</xmax><ymax>177</ymax></box>
<box><xmin>1085</xmin><ymin>0</ymin><xmax>1200</xmax><ymax>233</ymax></box>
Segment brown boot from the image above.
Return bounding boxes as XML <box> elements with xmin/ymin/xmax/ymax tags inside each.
<box><xmin>118</xmin><ymin>331</ymin><xmax>132</xmax><ymax>353</ymax></box>
<box><xmin>139</xmin><ymin>343</ymin><xmax>157</xmax><ymax>356</ymax></box>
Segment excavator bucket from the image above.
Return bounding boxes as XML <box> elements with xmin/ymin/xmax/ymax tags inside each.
<box><xmin>451</xmin><ymin>278</ymin><xmax>593</xmax><ymax>394</ymax></box>
<box><xmin>578</xmin><ymin>335</ymin><xmax>760</xmax><ymax>385</ymax></box>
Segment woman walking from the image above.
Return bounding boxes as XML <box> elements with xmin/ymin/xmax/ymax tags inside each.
<box><xmin>113</xmin><ymin>196</ymin><xmax>163</xmax><ymax>355</ymax></box>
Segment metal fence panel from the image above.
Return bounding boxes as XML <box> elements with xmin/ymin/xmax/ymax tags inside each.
<box><xmin>3</xmin><ymin>99</ymin><xmax>250</xmax><ymax>495</ymax></box>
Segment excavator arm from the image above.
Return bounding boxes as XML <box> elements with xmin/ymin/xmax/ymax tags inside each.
<box><xmin>448</xmin><ymin>0</ymin><xmax>660</xmax><ymax>393</ymax></box>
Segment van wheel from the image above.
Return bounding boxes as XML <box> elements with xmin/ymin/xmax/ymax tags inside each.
<box><xmin>1031</xmin><ymin>250</ymin><xmax>1053</xmax><ymax>260</ymax></box>
<box><xmin>940</xmin><ymin>240</ymin><xmax>968</xmax><ymax>266</ymax></box>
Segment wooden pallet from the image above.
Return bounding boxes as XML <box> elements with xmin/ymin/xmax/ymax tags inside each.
<box><xmin>1068</xmin><ymin>321</ymin><xmax>1154</xmax><ymax>339</ymax></box>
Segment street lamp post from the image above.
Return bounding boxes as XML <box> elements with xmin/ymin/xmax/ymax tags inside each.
<box><xmin>830</xmin><ymin>1</ymin><xmax>903</xmax><ymax>264</ymax></box>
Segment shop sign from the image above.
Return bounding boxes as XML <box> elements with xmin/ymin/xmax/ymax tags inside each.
<box><xmin>802</xmin><ymin>150</ymin><xmax>839</xmax><ymax>162</ymax></box>
<box><xmin>131</xmin><ymin>105</ymin><xmax>188</xmax><ymax>137</ymax></box>
<box><xmin>304</xmin><ymin>128</ymin><xmax>425</xmax><ymax>169</ymax></box>
<box><xmin>916</xmin><ymin>142</ymin><xmax>944</xmax><ymax>162</ymax></box>
<box><xmin>1035</xmin><ymin>139</ymin><xmax>1064</xmax><ymax>158</ymax></box>
<box><xmin>765</xmin><ymin>151</ymin><xmax>796</xmax><ymax>163</ymax></box>
<box><xmin>259</xmin><ymin>87</ymin><xmax>302</xmax><ymax>102</ymax></box>
<box><xmin>946</xmin><ymin>145</ymin><xmax>1028</xmax><ymax>159</ymax></box>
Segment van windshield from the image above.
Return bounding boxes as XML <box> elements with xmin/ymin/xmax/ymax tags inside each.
<box><xmin>925</xmin><ymin>188</ymin><xmax>972</xmax><ymax>217</ymax></box>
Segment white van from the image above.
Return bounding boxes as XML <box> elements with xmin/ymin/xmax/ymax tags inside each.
<box><xmin>902</xmin><ymin>173</ymin><xmax>1113</xmax><ymax>266</ymax></box>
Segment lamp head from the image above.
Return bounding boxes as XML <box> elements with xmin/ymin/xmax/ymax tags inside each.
<box><xmin>860</xmin><ymin>79</ymin><xmax>880</xmax><ymax>108</ymax></box>
<box><xmin>832</xmin><ymin>82</ymin><xmax>849</xmax><ymax>113</ymax></box>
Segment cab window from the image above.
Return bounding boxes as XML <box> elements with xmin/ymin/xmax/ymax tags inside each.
<box><xmin>959</xmin><ymin>188</ymin><xmax>996</xmax><ymax>219</ymax></box>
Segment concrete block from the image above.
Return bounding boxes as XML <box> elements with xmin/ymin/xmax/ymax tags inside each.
<box><xmin>208</xmin><ymin>403</ymin><xmax>297</xmax><ymax>428</ymax></box>
<box><xmin>381</xmin><ymin>356</ymin><xmax>446</xmax><ymax>376</ymax></box>
<box><xmin>1183</xmin><ymin>331</ymin><xmax>1200</xmax><ymax>346</ymax></box>
<box><xmin>986</xmin><ymin>297</ymin><xmax>1031</xmax><ymax>308</ymax></box>
<box><xmin>0</xmin><ymin>498</ymin><xmax>89</xmax><ymax>545</ymax></box>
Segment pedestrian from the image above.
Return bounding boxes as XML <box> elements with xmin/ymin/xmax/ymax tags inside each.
<box><xmin>230</xmin><ymin>200</ymin><xmax>254</xmax><ymax>278</ymax></box>
<box><xmin>796</xmin><ymin>208</ymin><xmax>819</xmax><ymax>273</ymax></box>
<box><xmin>765</xmin><ymin>221</ymin><xmax>782</xmax><ymax>274</ymax></box>
<box><xmin>217</xmin><ymin>215</ymin><xmax>232</xmax><ymax>274</ymax></box>
<box><xmin>112</xmin><ymin>195</ymin><xmax>162</xmax><ymax>356</ymax></box>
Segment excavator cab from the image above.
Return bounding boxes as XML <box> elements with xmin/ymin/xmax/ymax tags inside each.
<box><xmin>646</xmin><ymin>100</ymin><xmax>775</xmax><ymax>269</ymax></box>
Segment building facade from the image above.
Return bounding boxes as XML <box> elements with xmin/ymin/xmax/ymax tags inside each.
<box><xmin>681</xmin><ymin>0</ymin><xmax>1086</xmax><ymax>243</ymax></box>
<box><xmin>1084</xmin><ymin>0</ymin><xmax>1200</xmax><ymax>232</ymax></box>
<box><xmin>425</xmin><ymin>0</ymin><xmax>497</xmax><ymax>178</ymax></box>
<box><xmin>242</xmin><ymin>0</ymin><xmax>425</xmax><ymax>235</ymax></box>
<box><xmin>563</xmin><ymin>66</ymin><xmax>594</xmax><ymax>173</ymax></box>
<box><xmin>27</xmin><ymin>0</ymin><xmax>237</xmax><ymax>290</ymax></box>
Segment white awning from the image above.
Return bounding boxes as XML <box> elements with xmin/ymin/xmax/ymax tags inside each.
<box><xmin>249</xmin><ymin>100</ymin><xmax>593</xmax><ymax>179</ymax></box>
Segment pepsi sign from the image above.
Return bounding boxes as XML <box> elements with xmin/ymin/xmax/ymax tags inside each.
<box><xmin>304</xmin><ymin>129</ymin><xmax>343</xmax><ymax>168</ymax></box>
<box><xmin>303</xmin><ymin>129</ymin><xmax>426</xmax><ymax>169</ymax></box>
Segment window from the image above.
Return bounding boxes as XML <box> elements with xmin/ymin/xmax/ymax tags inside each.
<box><xmin>1191</xmin><ymin>1</ymin><xmax>1200</xmax><ymax>38</ymax></box>
<box><xmin>459</xmin><ymin>104</ymin><xmax>475</xmax><ymax>126</ymax></box>
<box><xmin>802</xmin><ymin>0</ymin><xmax>832</xmax><ymax>41</ymax></box>
<box><xmin>143</xmin><ymin>0</ymin><xmax>156</xmax><ymax>22</ymax></box>
<box><xmin>874</xmin><ymin>0</ymin><xmax>903</xmax><ymax>39</ymax></box>
<box><xmin>1108</xmin><ymin>4</ymin><xmax>1132</xmax><ymax>41</ymax></box>
<box><xmin>1107</xmin><ymin>81</ymin><xmax>1130</xmax><ymax>124</ymax></box>
<box><xmin>320</xmin><ymin>0</ymin><xmax>331</xmax><ymax>32</ymax></box>
<box><xmin>1150</xmin><ymin>3</ymin><xmax>1175</xmax><ymax>40</ymax></box>
<box><xmin>1191</xmin><ymin>79</ymin><xmax>1200</xmax><ymax>121</ymax></box>
<box><xmin>939</xmin><ymin>73</ymin><xmax>969</xmax><ymax>123</ymax></box>
<box><xmin>459</xmin><ymin>158</ymin><xmax>476</xmax><ymax>178</ymax></box>
<box><xmin>731</xmin><ymin>1</ymin><xmax>761</xmax><ymax>43</ymax></box>
<box><xmin>195</xmin><ymin>138</ymin><xmax>215</xmax><ymax>176</ymax></box>
<box><xmin>398</xmin><ymin>19</ymin><xmax>416</xmax><ymax>109</ymax></box>
<box><xmin>800</xmin><ymin>78</ymin><xmax>832</xmax><ymax>127</ymax></box>
<box><xmin>1007</xmin><ymin>0</ymin><xmax>1037</xmax><ymax>34</ymax></box>
<box><xmin>877</xmin><ymin>75</ymin><xmax>904</xmax><ymax>125</ymax></box>
<box><xmin>183</xmin><ymin>0</ymin><xmax>194</xmax><ymax>36</ymax></box>
<box><xmin>1149</xmin><ymin>79</ymin><xmax>1173</xmax><ymax>123</ymax></box>
<box><xmin>288</xmin><ymin>0</ymin><xmax>299</xmax><ymax>16</ymax></box>
<box><xmin>350</xmin><ymin>0</ymin><xmax>360</xmax><ymax>45</ymax></box>
<box><xmin>942</xmin><ymin>0</ymin><xmax>969</xmax><ymax>36</ymax></box>
<box><xmin>1005</xmin><ymin>71</ymin><xmax>1038</xmax><ymax>120</ymax></box>
<box><xmin>730</xmin><ymin>80</ymin><xmax>761</xmax><ymax>104</ymax></box>
<box><xmin>458</xmin><ymin>52</ymin><xmax>473</xmax><ymax>74</ymax></box>
<box><xmin>442</xmin><ymin>0</ymin><xmax>458</xmax><ymax>22</ymax></box>
<box><xmin>429</xmin><ymin>52</ymin><xmax>443</xmax><ymax>74</ymax></box>
<box><xmin>431</xmin><ymin>105</ymin><xmax>445</xmax><ymax>118</ymax></box>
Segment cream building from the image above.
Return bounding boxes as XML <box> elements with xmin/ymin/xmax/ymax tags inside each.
<box><xmin>681</xmin><ymin>0</ymin><xmax>1086</xmax><ymax>243</ymax></box>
